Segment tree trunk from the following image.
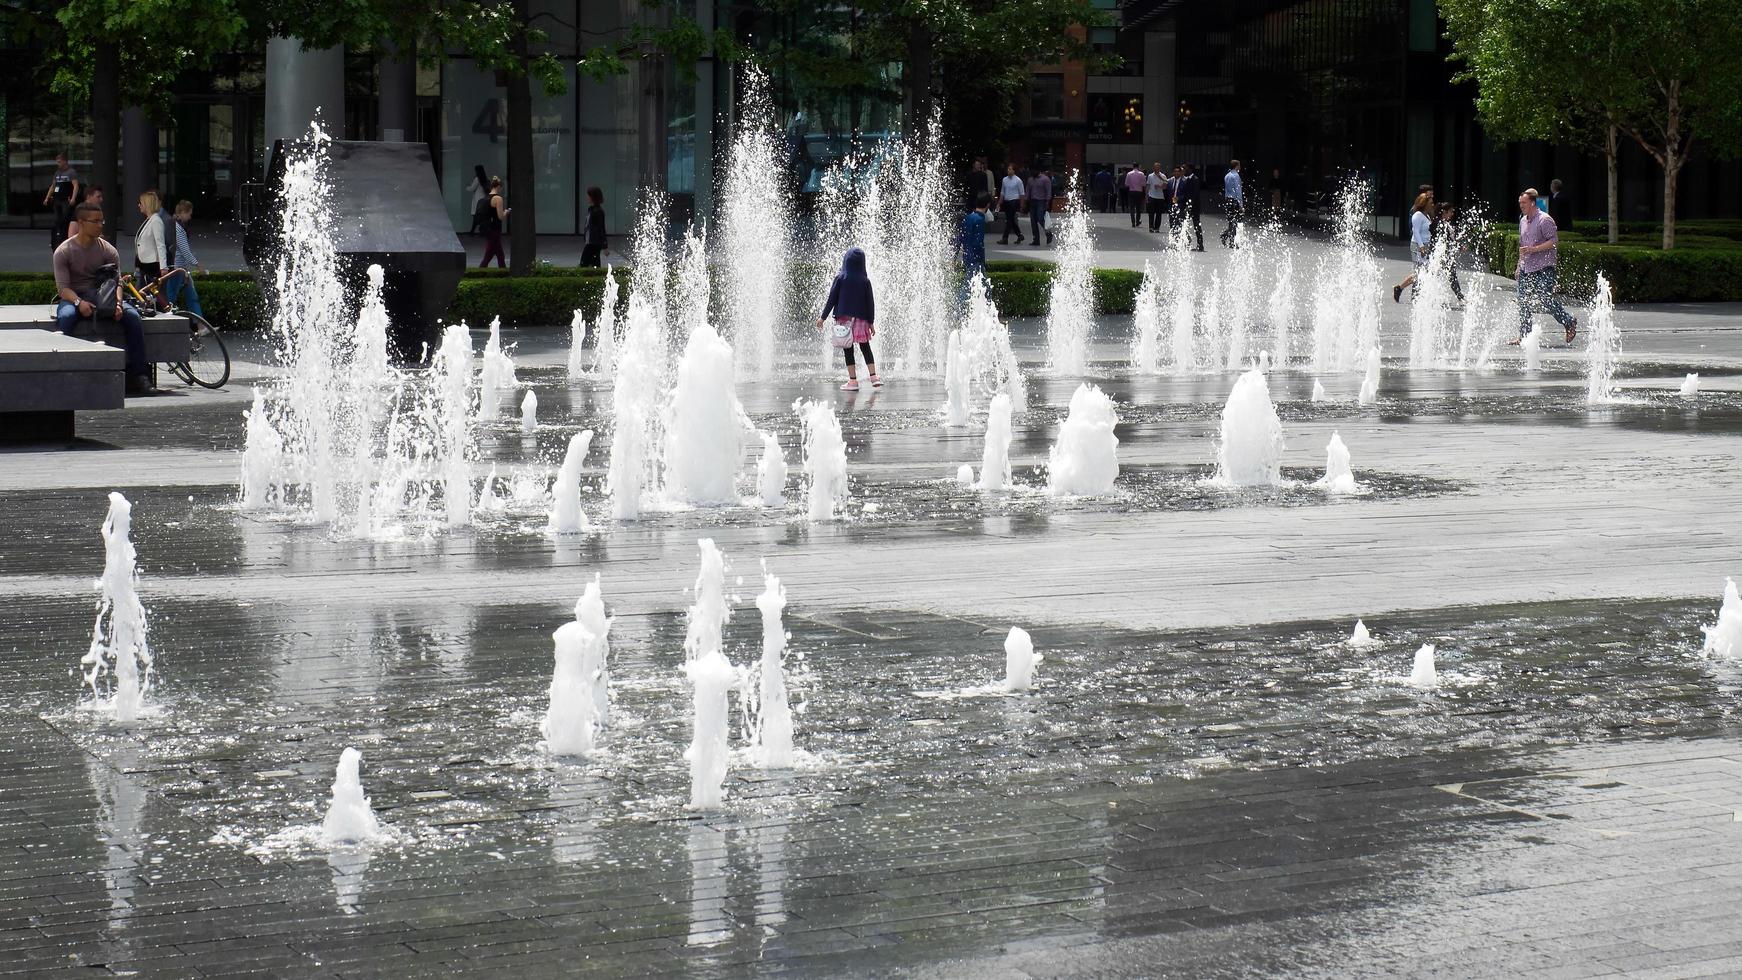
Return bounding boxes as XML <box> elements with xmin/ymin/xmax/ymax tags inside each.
<box><xmin>506</xmin><ymin>0</ymin><xmax>536</xmax><ymax>273</ymax></box>
<box><xmin>904</xmin><ymin>19</ymin><xmax>933</xmax><ymax>139</ymax></box>
<box><xmin>91</xmin><ymin>40</ymin><xmax>121</xmax><ymax>230</ymax></box>
<box><xmin>1605</xmin><ymin>122</ymin><xmax>1619</xmax><ymax>245</ymax></box>
<box><xmin>1662</xmin><ymin>152</ymin><xmax>1678</xmax><ymax>251</ymax></box>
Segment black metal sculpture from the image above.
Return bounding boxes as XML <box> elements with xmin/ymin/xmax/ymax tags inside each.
<box><xmin>245</xmin><ymin>138</ymin><xmax>465</xmax><ymax>360</ymax></box>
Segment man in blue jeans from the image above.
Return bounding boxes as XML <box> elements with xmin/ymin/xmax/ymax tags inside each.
<box><xmin>1512</xmin><ymin>186</ymin><xmax>1578</xmax><ymax>345</ymax></box>
<box><xmin>53</xmin><ymin>202</ymin><xmax>155</xmax><ymax>395</ymax></box>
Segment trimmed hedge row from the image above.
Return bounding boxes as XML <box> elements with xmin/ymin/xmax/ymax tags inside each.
<box><xmin>1484</xmin><ymin>229</ymin><xmax>1742</xmax><ymax>302</ymax></box>
<box><xmin>1568</xmin><ymin>219</ymin><xmax>1742</xmax><ymax>242</ymax></box>
<box><xmin>0</xmin><ymin>263</ymin><xmax>1145</xmax><ymax>330</ymax></box>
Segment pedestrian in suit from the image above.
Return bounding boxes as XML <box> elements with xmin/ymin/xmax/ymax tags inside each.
<box><xmin>1182</xmin><ymin>164</ymin><xmax>1205</xmax><ymax>251</ymax></box>
<box><xmin>1166</xmin><ymin>166</ymin><xmax>1185</xmax><ymax>239</ymax></box>
<box><xmin>1548</xmin><ymin>178</ymin><xmax>1574</xmax><ymax>233</ymax></box>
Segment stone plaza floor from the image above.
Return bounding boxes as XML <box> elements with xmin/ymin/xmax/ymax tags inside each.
<box><xmin>3</xmin><ymin>226</ymin><xmax>1742</xmax><ymax>977</ymax></box>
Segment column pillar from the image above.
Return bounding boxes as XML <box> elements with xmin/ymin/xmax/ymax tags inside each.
<box><xmin>121</xmin><ymin>107</ymin><xmax>157</xmax><ymax>206</ymax></box>
<box><xmin>265</xmin><ymin>36</ymin><xmax>346</xmax><ymax>167</ymax></box>
<box><xmin>377</xmin><ymin>40</ymin><xmax>416</xmax><ymax>142</ymax></box>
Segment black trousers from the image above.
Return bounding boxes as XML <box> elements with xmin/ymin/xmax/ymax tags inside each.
<box><xmin>1147</xmin><ymin>198</ymin><xmax>1164</xmax><ymax>232</ymax></box>
<box><xmin>581</xmin><ymin>243</ymin><xmax>602</xmax><ymax>267</ymax></box>
<box><xmin>1128</xmin><ymin>190</ymin><xmax>1144</xmax><ymax>226</ymax></box>
<box><xmin>1222</xmin><ymin>201</ymin><xmax>1243</xmax><ymax>246</ymax></box>
<box><xmin>1000</xmin><ymin>201</ymin><xmax>1024</xmax><ymax>242</ymax></box>
<box><xmin>1187</xmin><ymin>206</ymin><xmax>1204</xmax><ymax>249</ymax></box>
<box><xmin>843</xmin><ymin>341</ymin><xmax>875</xmax><ymax>367</ymax></box>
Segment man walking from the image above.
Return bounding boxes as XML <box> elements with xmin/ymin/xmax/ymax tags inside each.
<box><xmin>1220</xmin><ymin>158</ymin><xmax>1244</xmax><ymax>248</ymax></box>
<box><xmin>998</xmin><ymin>164</ymin><xmax>1026</xmax><ymax>245</ymax></box>
<box><xmin>1091</xmin><ymin>165</ymin><xmax>1113</xmax><ymax>213</ymax></box>
<box><xmin>1548</xmin><ymin>178</ymin><xmax>1574</xmax><ymax>232</ymax></box>
<box><xmin>1182</xmin><ymin>164</ymin><xmax>1206</xmax><ymax>251</ymax></box>
<box><xmin>1166</xmin><ymin>166</ymin><xmax>1184</xmax><ymax>238</ymax></box>
<box><xmin>959</xmin><ymin>192</ymin><xmax>991</xmax><ymax>289</ymax></box>
<box><xmin>1027</xmin><ymin>167</ymin><xmax>1054</xmax><ymax>247</ymax></box>
<box><xmin>1124</xmin><ymin>163</ymin><xmax>1146</xmax><ymax>227</ymax></box>
<box><xmin>1513</xmin><ymin>187</ymin><xmax>1578</xmax><ymax>345</ymax></box>
<box><xmin>1142</xmin><ymin>162</ymin><xmax>1165</xmax><ymax>233</ymax></box>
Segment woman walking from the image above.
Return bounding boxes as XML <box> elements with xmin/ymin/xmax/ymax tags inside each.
<box><xmin>816</xmin><ymin>246</ymin><xmax>881</xmax><ymax>391</ymax></box>
<box><xmin>479</xmin><ymin>176</ymin><xmax>508</xmax><ymax>269</ymax></box>
<box><xmin>581</xmin><ymin>186</ymin><xmax>608</xmax><ymax>267</ymax></box>
<box><xmin>134</xmin><ymin>190</ymin><xmax>169</xmax><ymax>286</ymax></box>
<box><xmin>1392</xmin><ymin>190</ymin><xmax>1435</xmax><ymax>302</ymax></box>
<box><xmin>1434</xmin><ymin>202</ymin><xmax>1466</xmax><ymax>304</ymax></box>
<box><xmin>466</xmin><ymin>165</ymin><xmax>489</xmax><ymax>235</ymax></box>
<box><xmin>167</xmin><ymin>200</ymin><xmax>206</xmax><ymax>318</ymax></box>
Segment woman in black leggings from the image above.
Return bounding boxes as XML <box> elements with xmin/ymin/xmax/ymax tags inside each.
<box><xmin>815</xmin><ymin>246</ymin><xmax>882</xmax><ymax>391</ymax></box>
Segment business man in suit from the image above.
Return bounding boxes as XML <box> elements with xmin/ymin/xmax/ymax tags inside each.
<box><xmin>1182</xmin><ymin>164</ymin><xmax>1206</xmax><ymax>251</ymax></box>
<box><xmin>1548</xmin><ymin>178</ymin><xmax>1574</xmax><ymax>233</ymax></box>
<box><xmin>1166</xmin><ymin>166</ymin><xmax>1185</xmax><ymax>241</ymax></box>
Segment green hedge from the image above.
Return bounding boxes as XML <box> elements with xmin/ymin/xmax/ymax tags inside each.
<box><xmin>1484</xmin><ymin>229</ymin><xmax>1742</xmax><ymax>302</ymax></box>
<box><xmin>1568</xmin><ymin>219</ymin><xmax>1742</xmax><ymax>242</ymax></box>
<box><xmin>0</xmin><ymin>263</ymin><xmax>1147</xmax><ymax>330</ymax></box>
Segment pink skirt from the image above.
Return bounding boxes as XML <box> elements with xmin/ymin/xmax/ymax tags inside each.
<box><xmin>834</xmin><ymin>316</ymin><xmax>873</xmax><ymax>345</ymax></box>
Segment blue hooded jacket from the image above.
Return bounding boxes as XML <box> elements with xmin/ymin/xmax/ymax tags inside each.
<box><xmin>819</xmin><ymin>246</ymin><xmax>874</xmax><ymax>324</ymax></box>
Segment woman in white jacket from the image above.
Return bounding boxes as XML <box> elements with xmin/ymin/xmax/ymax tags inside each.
<box><xmin>134</xmin><ymin>189</ymin><xmax>169</xmax><ymax>284</ymax></box>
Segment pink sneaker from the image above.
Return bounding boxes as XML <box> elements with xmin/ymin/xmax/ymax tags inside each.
<box><xmin>841</xmin><ymin>379</ymin><xmax>860</xmax><ymax>391</ymax></box>
<box><xmin>869</xmin><ymin>374</ymin><xmax>885</xmax><ymax>388</ymax></box>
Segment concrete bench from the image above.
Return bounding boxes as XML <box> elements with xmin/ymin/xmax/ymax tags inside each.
<box><xmin>0</xmin><ymin>303</ymin><xmax>191</xmax><ymax>364</ymax></box>
<box><xmin>0</xmin><ymin>328</ymin><xmax>123</xmax><ymax>441</ymax></box>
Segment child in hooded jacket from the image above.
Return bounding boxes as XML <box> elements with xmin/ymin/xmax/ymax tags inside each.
<box><xmin>816</xmin><ymin>246</ymin><xmax>881</xmax><ymax>390</ymax></box>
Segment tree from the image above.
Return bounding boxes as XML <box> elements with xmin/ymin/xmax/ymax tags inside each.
<box><xmin>1441</xmin><ymin>0</ymin><xmax>1742</xmax><ymax>249</ymax></box>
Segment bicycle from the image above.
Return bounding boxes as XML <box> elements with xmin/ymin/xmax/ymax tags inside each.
<box><xmin>122</xmin><ymin>268</ymin><xmax>231</xmax><ymax>389</ymax></box>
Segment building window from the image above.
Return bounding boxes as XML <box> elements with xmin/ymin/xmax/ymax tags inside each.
<box><xmin>1030</xmin><ymin>74</ymin><xmax>1065</xmax><ymax>121</ymax></box>
<box><xmin>1088</xmin><ymin>94</ymin><xmax>1142</xmax><ymax>142</ymax></box>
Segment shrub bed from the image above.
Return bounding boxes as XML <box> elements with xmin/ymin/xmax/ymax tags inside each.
<box><xmin>0</xmin><ymin>263</ymin><xmax>1148</xmax><ymax>330</ymax></box>
<box><xmin>1484</xmin><ymin>229</ymin><xmax>1742</xmax><ymax>302</ymax></box>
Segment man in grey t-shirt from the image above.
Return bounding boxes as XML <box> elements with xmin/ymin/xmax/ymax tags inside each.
<box><xmin>53</xmin><ymin>202</ymin><xmax>153</xmax><ymax>393</ymax></box>
<box><xmin>1026</xmin><ymin>168</ymin><xmax>1054</xmax><ymax>247</ymax></box>
<box><xmin>43</xmin><ymin>152</ymin><xmax>81</xmax><ymax>250</ymax></box>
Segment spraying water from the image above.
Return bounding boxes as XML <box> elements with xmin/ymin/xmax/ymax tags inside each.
<box><xmin>1001</xmin><ymin>627</ymin><xmax>1043</xmax><ymax>692</ymax></box>
<box><xmin>240</xmin><ymin>389</ymin><xmax>284</xmax><ymax>510</ymax></box>
<box><xmin>1702</xmin><ymin>578</ymin><xmax>1742</xmax><ymax>659</ymax></box>
<box><xmin>548</xmin><ymin>430</ymin><xmax>594</xmax><ymax>534</ymax></box>
<box><xmin>1357</xmin><ymin>347</ymin><xmax>1381</xmax><ymax>406</ymax></box>
<box><xmin>1130</xmin><ymin>259</ymin><xmax>1163</xmax><ymax>374</ymax></box>
<box><xmin>1522</xmin><ymin>323</ymin><xmax>1544</xmax><ymax>372</ymax></box>
<box><xmin>942</xmin><ymin>329</ymin><xmax>971</xmax><ymax>427</ymax></box>
<box><xmin>1214</xmin><ymin>369</ymin><xmax>1285</xmax><ymax>487</ymax></box>
<box><xmin>1045</xmin><ymin>172</ymin><xmax>1095</xmax><ymax>376</ymax></box>
<box><xmin>978</xmin><ymin>392</ymin><xmax>1014</xmax><ymax>491</ymax></box>
<box><xmin>720</xmin><ymin>66</ymin><xmax>792</xmax><ymax>380</ymax></box>
<box><xmin>352</xmin><ymin>264</ymin><xmax>391</xmax><ymax>384</ymax></box>
<box><xmin>684</xmin><ymin>539</ymin><xmax>730</xmax><ymax>663</ymax></box>
<box><xmin>568</xmin><ymin>309</ymin><xmax>587</xmax><ymax>379</ymax></box>
<box><xmin>1407</xmin><ymin>240</ymin><xmax>1456</xmax><ymax>367</ymax></box>
<box><xmin>1267</xmin><ymin>253</ymin><xmax>1295</xmax><ymax>367</ymax></box>
<box><xmin>321</xmin><ymin>748</ymin><xmax>382</xmax><ymax>845</ymax></box>
<box><xmin>1347</xmin><ymin>620</ymin><xmax>1377</xmax><ymax>647</ymax></box>
<box><xmin>798</xmin><ymin>399</ymin><xmax>848</xmax><ymax>520</ymax></box>
<box><xmin>1680</xmin><ymin>374</ymin><xmax>1700</xmax><ymax>398</ymax></box>
<box><xmin>665</xmin><ymin>324</ymin><xmax>748</xmax><ymax>505</ymax></box>
<box><xmin>1311</xmin><ymin>379</ymin><xmax>1327</xmax><ymax>402</ymax></box>
<box><xmin>630</xmin><ymin>189</ymin><xmax>673</xmax><ymax>367</ymax></box>
<box><xmin>431</xmin><ymin>324</ymin><xmax>476</xmax><ymax>528</ymax></box>
<box><xmin>750</xmin><ymin>571</ymin><xmax>795</xmax><ymax>768</ymax></box>
<box><xmin>575</xmin><ymin>576</ymin><xmax>613</xmax><ymax>726</ymax></box>
<box><xmin>756</xmin><ymin>432</ymin><xmax>788</xmax><ymax>508</ymax></box>
<box><xmin>955</xmin><ymin>464</ymin><xmax>975</xmax><ymax>485</ymax></box>
<box><xmin>1223</xmin><ymin>241</ymin><xmax>1257</xmax><ymax>370</ymax></box>
<box><xmin>520</xmin><ymin>390</ymin><xmax>538</xmax><ymax>435</ymax></box>
<box><xmin>1317</xmin><ymin>431</ymin><xmax>1357</xmax><ymax>493</ymax></box>
<box><xmin>959</xmin><ymin>274</ymin><xmax>1027</xmax><ymax>411</ymax></box>
<box><xmin>544</xmin><ymin>622</ymin><xmax>601</xmax><ymax>756</ymax></box>
<box><xmin>82</xmin><ymin>492</ymin><xmax>152</xmax><ymax>723</ymax></box>
<box><xmin>1048</xmin><ymin>384</ymin><xmax>1120</xmax><ymax>496</ymax></box>
<box><xmin>605</xmin><ymin>296</ymin><xmax>664</xmax><ymax>519</ymax></box>
<box><xmin>684</xmin><ymin>649</ymin><xmax>735</xmax><ymax>809</ymax></box>
<box><xmin>1167</xmin><ymin>244</ymin><xmax>1197</xmax><ymax>371</ymax></box>
<box><xmin>1584</xmin><ymin>273</ymin><xmax>1621</xmax><ymax>404</ymax></box>
<box><xmin>593</xmin><ymin>267</ymin><xmax>620</xmax><ymax>378</ymax></box>
<box><xmin>1408</xmin><ymin>644</ymin><xmax>1438</xmax><ymax>689</ymax></box>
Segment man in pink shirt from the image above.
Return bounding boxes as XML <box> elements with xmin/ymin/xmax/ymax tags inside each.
<box><xmin>1514</xmin><ymin>186</ymin><xmax>1578</xmax><ymax>344</ymax></box>
<box><xmin>1124</xmin><ymin>164</ymin><xmax>1146</xmax><ymax>227</ymax></box>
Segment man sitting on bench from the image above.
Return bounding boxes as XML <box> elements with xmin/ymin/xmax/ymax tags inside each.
<box><xmin>53</xmin><ymin>201</ymin><xmax>154</xmax><ymax>396</ymax></box>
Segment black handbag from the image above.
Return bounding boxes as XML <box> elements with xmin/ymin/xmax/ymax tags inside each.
<box><xmin>93</xmin><ymin>263</ymin><xmax>118</xmax><ymax>315</ymax></box>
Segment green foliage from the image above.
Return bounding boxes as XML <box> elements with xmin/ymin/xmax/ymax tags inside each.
<box><xmin>50</xmin><ymin>0</ymin><xmax>247</xmax><ymax>118</ymax></box>
<box><xmin>1484</xmin><ymin>229</ymin><xmax>1742</xmax><ymax>301</ymax></box>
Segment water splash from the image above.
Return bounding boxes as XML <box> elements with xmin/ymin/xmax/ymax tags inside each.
<box><xmin>1311</xmin><ymin>379</ymin><xmax>1327</xmax><ymax>402</ymax></box>
<box><xmin>576</xmin><ymin>576</ymin><xmax>613</xmax><ymax>726</ymax></box>
<box><xmin>1045</xmin><ymin>172</ymin><xmax>1095</xmax><ymax>376</ymax></box>
<box><xmin>683</xmin><ymin>539</ymin><xmax>730</xmax><ymax>663</ymax></box>
<box><xmin>941</xmin><ymin>329</ymin><xmax>970</xmax><ymax>427</ymax></box>
<box><xmin>1702</xmin><ymin>578</ymin><xmax>1742</xmax><ymax>659</ymax></box>
<box><xmin>978</xmin><ymin>392</ymin><xmax>1014</xmax><ymax>491</ymax></box>
<box><xmin>1317</xmin><ymin>431</ymin><xmax>1358</xmax><ymax>494</ymax></box>
<box><xmin>567</xmin><ymin>309</ymin><xmax>587</xmax><ymax>379</ymax></box>
<box><xmin>1347</xmin><ymin>620</ymin><xmax>1377</xmax><ymax>648</ymax></box>
<box><xmin>1130</xmin><ymin>259</ymin><xmax>1163</xmax><ymax>374</ymax></box>
<box><xmin>684</xmin><ymin>649</ymin><xmax>736</xmax><ymax>809</ymax></box>
<box><xmin>1584</xmin><ymin>273</ymin><xmax>1621</xmax><ymax>404</ymax></box>
<box><xmin>720</xmin><ymin>66</ymin><xmax>791</xmax><ymax>380</ymax></box>
<box><xmin>82</xmin><ymin>492</ymin><xmax>152</xmax><ymax>723</ymax></box>
<box><xmin>1214</xmin><ymin>369</ymin><xmax>1284</xmax><ymax>487</ymax></box>
<box><xmin>321</xmin><ymin>748</ymin><xmax>382</xmax><ymax>845</ymax></box>
<box><xmin>1267</xmin><ymin>253</ymin><xmax>1295</xmax><ymax>367</ymax></box>
<box><xmin>544</xmin><ymin>621</ymin><xmax>602</xmax><ymax>756</ymax></box>
<box><xmin>1357</xmin><ymin>347</ymin><xmax>1381</xmax><ymax>406</ymax></box>
<box><xmin>1001</xmin><ymin>627</ymin><xmax>1042</xmax><ymax>692</ymax></box>
<box><xmin>747</xmin><ymin>570</ymin><xmax>795</xmax><ymax>768</ymax></box>
<box><xmin>593</xmin><ymin>267</ymin><xmax>620</xmax><ymax>378</ymax></box>
<box><xmin>1047</xmin><ymin>384</ymin><xmax>1120</xmax><ymax>496</ymax></box>
<box><xmin>959</xmin><ymin>274</ymin><xmax>1026</xmax><ymax>411</ymax></box>
<box><xmin>520</xmin><ymin>390</ymin><xmax>538</xmax><ymax>435</ymax></box>
<box><xmin>797</xmin><ymin>399</ymin><xmax>848</xmax><ymax>520</ymax></box>
<box><xmin>1408</xmin><ymin>644</ymin><xmax>1438</xmax><ymax>689</ymax></box>
<box><xmin>664</xmin><ymin>324</ymin><xmax>747</xmax><ymax>506</ymax></box>
<box><xmin>1680</xmin><ymin>373</ymin><xmax>1700</xmax><ymax>398</ymax></box>
<box><xmin>547</xmin><ymin>430</ymin><xmax>594</xmax><ymax>534</ymax></box>
<box><xmin>756</xmin><ymin>432</ymin><xmax>788</xmax><ymax>508</ymax></box>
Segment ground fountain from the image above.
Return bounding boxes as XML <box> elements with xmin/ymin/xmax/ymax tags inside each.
<box><xmin>747</xmin><ymin>570</ymin><xmax>796</xmax><ymax>768</ymax></box>
<box><xmin>1703</xmin><ymin>578</ymin><xmax>1742</xmax><ymax>659</ymax></box>
<box><xmin>1001</xmin><ymin>627</ymin><xmax>1042</xmax><ymax>693</ymax></box>
<box><xmin>1681</xmin><ymin>374</ymin><xmax>1701</xmax><ymax>398</ymax></box>
<box><xmin>82</xmin><ymin>492</ymin><xmax>152</xmax><ymax>724</ymax></box>
<box><xmin>1357</xmin><ymin>347</ymin><xmax>1381</xmax><ymax>406</ymax></box>
<box><xmin>798</xmin><ymin>400</ymin><xmax>848</xmax><ymax>520</ymax></box>
<box><xmin>1167</xmin><ymin>248</ymin><xmax>1198</xmax><ymax>371</ymax></box>
<box><xmin>548</xmin><ymin>430</ymin><xmax>594</xmax><ymax>534</ymax></box>
<box><xmin>1347</xmin><ymin>620</ymin><xmax>1377</xmax><ymax>647</ymax></box>
<box><xmin>665</xmin><ymin>324</ymin><xmax>748</xmax><ymax>506</ymax></box>
<box><xmin>592</xmin><ymin>267</ymin><xmax>620</xmax><ymax>378</ymax></box>
<box><xmin>1311</xmin><ymin>379</ymin><xmax>1327</xmax><ymax>402</ymax></box>
<box><xmin>575</xmin><ymin>577</ymin><xmax>612</xmax><ymax>726</ymax></box>
<box><xmin>942</xmin><ymin>330</ymin><xmax>970</xmax><ymax>427</ymax></box>
<box><xmin>1222</xmin><ymin>239</ymin><xmax>1257</xmax><ymax>369</ymax></box>
<box><xmin>1047</xmin><ymin>384</ymin><xmax>1119</xmax><ymax>496</ymax></box>
<box><xmin>1214</xmin><ymin>369</ymin><xmax>1284</xmax><ymax>487</ymax></box>
<box><xmin>1130</xmin><ymin>259</ymin><xmax>1163</xmax><ymax>374</ymax></box>
<box><xmin>977</xmin><ymin>393</ymin><xmax>1014</xmax><ymax>492</ymax></box>
<box><xmin>1317</xmin><ymin>431</ymin><xmax>1358</xmax><ymax>493</ymax></box>
<box><xmin>1044</xmin><ymin>172</ymin><xmax>1095</xmax><ymax>376</ymax></box>
<box><xmin>630</xmin><ymin>190</ymin><xmax>673</xmax><ymax>369</ymax></box>
<box><xmin>756</xmin><ymin>432</ymin><xmax>788</xmax><ymax>508</ymax></box>
<box><xmin>1408</xmin><ymin>644</ymin><xmax>1439</xmax><ymax>689</ymax></box>
<box><xmin>719</xmin><ymin>67</ymin><xmax>791</xmax><ymax>380</ymax></box>
<box><xmin>684</xmin><ymin>649</ymin><xmax>735</xmax><ymax>809</ymax></box>
<box><xmin>1584</xmin><ymin>274</ymin><xmax>1621</xmax><ymax>404</ymax></box>
<box><xmin>1267</xmin><ymin>253</ymin><xmax>1295</xmax><ymax>367</ymax></box>
<box><xmin>959</xmin><ymin>275</ymin><xmax>1027</xmax><ymax>411</ymax></box>
<box><xmin>605</xmin><ymin>296</ymin><xmax>665</xmax><ymax>519</ymax></box>
<box><xmin>684</xmin><ymin>539</ymin><xmax>730</xmax><ymax>663</ymax></box>
<box><xmin>321</xmin><ymin>748</ymin><xmax>382</xmax><ymax>845</ymax></box>
<box><xmin>567</xmin><ymin>309</ymin><xmax>587</xmax><ymax>379</ymax></box>
<box><xmin>544</xmin><ymin>621</ymin><xmax>602</xmax><ymax>756</ymax></box>
<box><xmin>520</xmin><ymin>391</ymin><xmax>537</xmax><ymax>435</ymax></box>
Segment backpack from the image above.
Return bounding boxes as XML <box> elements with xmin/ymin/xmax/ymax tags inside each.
<box><xmin>475</xmin><ymin>196</ymin><xmax>499</xmax><ymax>231</ymax></box>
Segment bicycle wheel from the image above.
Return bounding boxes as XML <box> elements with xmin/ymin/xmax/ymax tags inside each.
<box><xmin>176</xmin><ymin>312</ymin><xmax>231</xmax><ymax>389</ymax></box>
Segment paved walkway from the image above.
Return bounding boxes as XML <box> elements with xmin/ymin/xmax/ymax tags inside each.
<box><xmin>2</xmin><ymin>220</ymin><xmax>1741</xmax><ymax>975</ymax></box>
